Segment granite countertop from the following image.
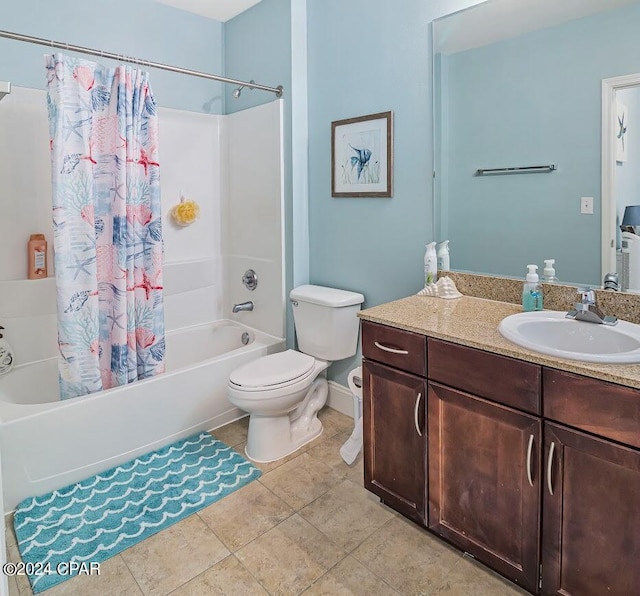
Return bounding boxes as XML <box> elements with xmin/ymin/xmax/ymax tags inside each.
<box><xmin>358</xmin><ymin>294</ymin><xmax>640</xmax><ymax>390</ymax></box>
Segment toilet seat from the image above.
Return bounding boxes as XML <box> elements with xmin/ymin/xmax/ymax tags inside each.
<box><xmin>229</xmin><ymin>350</ymin><xmax>316</xmax><ymax>392</ymax></box>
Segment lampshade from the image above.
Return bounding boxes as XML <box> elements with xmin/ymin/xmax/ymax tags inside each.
<box><xmin>622</xmin><ymin>205</ymin><xmax>640</xmax><ymax>227</ymax></box>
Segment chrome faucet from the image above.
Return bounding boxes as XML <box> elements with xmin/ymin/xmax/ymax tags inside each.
<box><xmin>232</xmin><ymin>301</ymin><xmax>254</xmax><ymax>313</ymax></box>
<box><xmin>565</xmin><ymin>289</ymin><xmax>617</xmax><ymax>326</ymax></box>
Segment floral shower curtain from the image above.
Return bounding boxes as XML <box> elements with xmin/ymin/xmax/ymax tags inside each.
<box><xmin>46</xmin><ymin>53</ymin><xmax>165</xmax><ymax>400</ymax></box>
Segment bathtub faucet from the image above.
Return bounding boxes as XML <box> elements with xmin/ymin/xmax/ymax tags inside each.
<box><xmin>232</xmin><ymin>301</ymin><xmax>254</xmax><ymax>313</ymax></box>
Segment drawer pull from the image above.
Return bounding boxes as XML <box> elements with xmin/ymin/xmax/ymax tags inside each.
<box><xmin>414</xmin><ymin>392</ymin><xmax>423</xmax><ymax>437</ymax></box>
<box><xmin>547</xmin><ymin>441</ymin><xmax>556</xmax><ymax>496</ymax></box>
<box><xmin>526</xmin><ymin>434</ymin><xmax>534</xmax><ymax>487</ymax></box>
<box><xmin>374</xmin><ymin>341</ymin><xmax>409</xmax><ymax>355</ymax></box>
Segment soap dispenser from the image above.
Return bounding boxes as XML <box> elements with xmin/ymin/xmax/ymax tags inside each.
<box><xmin>541</xmin><ymin>259</ymin><xmax>558</xmax><ymax>283</ymax></box>
<box><xmin>522</xmin><ymin>264</ymin><xmax>543</xmax><ymax>312</ymax></box>
<box><xmin>437</xmin><ymin>240</ymin><xmax>450</xmax><ymax>271</ymax></box>
<box><xmin>424</xmin><ymin>242</ymin><xmax>437</xmax><ymax>285</ymax></box>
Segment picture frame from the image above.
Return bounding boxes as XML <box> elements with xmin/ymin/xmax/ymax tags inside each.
<box><xmin>331</xmin><ymin>111</ymin><xmax>393</xmax><ymax>197</ymax></box>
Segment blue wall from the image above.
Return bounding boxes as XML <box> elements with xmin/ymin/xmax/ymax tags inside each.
<box><xmin>0</xmin><ymin>0</ymin><xmax>224</xmax><ymax>113</ymax></box>
<box><xmin>307</xmin><ymin>0</ymin><xmax>436</xmax><ymax>383</ymax></box>
<box><xmin>439</xmin><ymin>3</ymin><xmax>640</xmax><ymax>286</ymax></box>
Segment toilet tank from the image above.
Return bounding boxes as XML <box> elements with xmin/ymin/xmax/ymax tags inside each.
<box><xmin>290</xmin><ymin>285</ymin><xmax>365</xmax><ymax>361</ymax></box>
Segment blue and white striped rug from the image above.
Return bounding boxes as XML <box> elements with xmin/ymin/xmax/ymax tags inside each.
<box><xmin>14</xmin><ymin>432</ymin><xmax>261</xmax><ymax>593</ymax></box>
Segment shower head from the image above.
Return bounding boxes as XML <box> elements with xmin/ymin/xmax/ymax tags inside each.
<box><xmin>232</xmin><ymin>80</ymin><xmax>255</xmax><ymax>99</ymax></box>
<box><xmin>0</xmin><ymin>81</ymin><xmax>11</xmax><ymax>102</ymax></box>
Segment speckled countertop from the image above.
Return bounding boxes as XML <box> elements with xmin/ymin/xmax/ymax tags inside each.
<box><xmin>358</xmin><ymin>294</ymin><xmax>640</xmax><ymax>390</ymax></box>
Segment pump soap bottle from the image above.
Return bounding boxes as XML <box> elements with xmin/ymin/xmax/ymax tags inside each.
<box><xmin>437</xmin><ymin>240</ymin><xmax>450</xmax><ymax>271</ymax></box>
<box><xmin>541</xmin><ymin>259</ymin><xmax>558</xmax><ymax>283</ymax></box>
<box><xmin>424</xmin><ymin>242</ymin><xmax>437</xmax><ymax>285</ymax></box>
<box><xmin>522</xmin><ymin>264</ymin><xmax>543</xmax><ymax>312</ymax></box>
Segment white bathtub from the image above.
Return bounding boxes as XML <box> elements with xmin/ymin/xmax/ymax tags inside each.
<box><xmin>0</xmin><ymin>320</ymin><xmax>284</xmax><ymax>512</ymax></box>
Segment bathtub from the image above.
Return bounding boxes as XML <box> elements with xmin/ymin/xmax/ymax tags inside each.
<box><xmin>0</xmin><ymin>320</ymin><xmax>285</xmax><ymax>512</ymax></box>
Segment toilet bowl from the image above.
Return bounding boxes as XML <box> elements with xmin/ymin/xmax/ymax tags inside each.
<box><xmin>226</xmin><ymin>284</ymin><xmax>364</xmax><ymax>463</ymax></box>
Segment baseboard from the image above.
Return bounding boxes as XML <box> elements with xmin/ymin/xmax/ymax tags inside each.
<box><xmin>327</xmin><ymin>381</ymin><xmax>356</xmax><ymax>419</ymax></box>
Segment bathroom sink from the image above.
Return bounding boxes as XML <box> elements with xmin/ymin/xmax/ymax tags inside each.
<box><xmin>498</xmin><ymin>311</ymin><xmax>640</xmax><ymax>363</ymax></box>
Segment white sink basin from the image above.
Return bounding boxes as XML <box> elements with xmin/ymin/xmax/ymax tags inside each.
<box><xmin>498</xmin><ymin>311</ymin><xmax>640</xmax><ymax>363</ymax></box>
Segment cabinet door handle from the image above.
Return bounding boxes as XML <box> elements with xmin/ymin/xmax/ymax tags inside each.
<box><xmin>374</xmin><ymin>341</ymin><xmax>409</xmax><ymax>355</ymax></box>
<box><xmin>414</xmin><ymin>392</ymin><xmax>423</xmax><ymax>437</ymax></box>
<box><xmin>547</xmin><ymin>441</ymin><xmax>556</xmax><ymax>496</ymax></box>
<box><xmin>526</xmin><ymin>434</ymin><xmax>534</xmax><ymax>487</ymax></box>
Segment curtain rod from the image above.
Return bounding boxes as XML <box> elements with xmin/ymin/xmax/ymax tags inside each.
<box><xmin>0</xmin><ymin>29</ymin><xmax>284</xmax><ymax>97</ymax></box>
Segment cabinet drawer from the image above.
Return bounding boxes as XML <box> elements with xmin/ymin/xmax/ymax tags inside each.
<box><xmin>361</xmin><ymin>321</ymin><xmax>426</xmax><ymax>377</ymax></box>
<box><xmin>428</xmin><ymin>338</ymin><xmax>541</xmax><ymax>414</ymax></box>
<box><xmin>544</xmin><ymin>369</ymin><xmax>640</xmax><ymax>448</ymax></box>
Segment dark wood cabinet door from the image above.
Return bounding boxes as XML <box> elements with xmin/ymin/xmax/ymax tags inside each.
<box><xmin>363</xmin><ymin>360</ymin><xmax>427</xmax><ymax>524</ymax></box>
<box><xmin>542</xmin><ymin>423</ymin><xmax>640</xmax><ymax>596</ymax></box>
<box><xmin>428</xmin><ymin>382</ymin><xmax>541</xmax><ymax>593</ymax></box>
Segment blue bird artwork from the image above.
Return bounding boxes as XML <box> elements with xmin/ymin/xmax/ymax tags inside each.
<box><xmin>349</xmin><ymin>145</ymin><xmax>372</xmax><ymax>181</ymax></box>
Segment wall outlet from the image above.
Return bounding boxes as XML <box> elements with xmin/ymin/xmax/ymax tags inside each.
<box><xmin>581</xmin><ymin>197</ymin><xmax>594</xmax><ymax>214</ymax></box>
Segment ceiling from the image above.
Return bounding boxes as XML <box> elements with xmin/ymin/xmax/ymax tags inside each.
<box><xmin>155</xmin><ymin>0</ymin><xmax>264</xmax><ymax>22</ymax></box>
<box><xmin>434</xmin><ymin>0</ymin><xmax>639</xmax><ymax>54</ymax></box>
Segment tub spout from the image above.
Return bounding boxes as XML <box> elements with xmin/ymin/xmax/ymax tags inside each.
<box><xmin>232</xmin><ymin>301</ymin><xmax>254</xmax><ymax>313</ymax></box>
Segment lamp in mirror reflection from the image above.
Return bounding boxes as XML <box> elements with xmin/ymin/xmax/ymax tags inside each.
<box><xmin>621</xmin><ymin>205</ymin><xmax>640</xmax><ymax>234</ymax></box>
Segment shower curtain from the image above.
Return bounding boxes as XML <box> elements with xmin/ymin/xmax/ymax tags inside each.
<box><xmin>46</xmin><ymin>53</ymin><xmax>165</xmax><ymax>400</ymax></box>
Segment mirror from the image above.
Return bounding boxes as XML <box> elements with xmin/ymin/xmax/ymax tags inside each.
<box><xmin>432</xmin><ymin>0</ymin><xmax>640</xmax><ymax>288</ymax></box>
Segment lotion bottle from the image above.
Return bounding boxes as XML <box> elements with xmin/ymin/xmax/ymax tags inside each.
<box><xmin>424</xmin><ymin>242</ymin><xmax>437</xmax><ymax>285</ymax></box>
<box><xmin>437</xmin><ymin>240</ymin><xmax>450</xmax><ymax>271</ymax></box>
<box><xmin>28</xmin><ymin>234</ymin><xmax>48</xmax><ymax>280</ymax></box>
<box><xmin>541</xmin><ymin>259</ymin><xmax>558</xmax><ymax>283</ymax></box>
<box><xmin>522</xmin><ymin>264</ymin><xmax>543</xmax><ymax>311</ymax></box>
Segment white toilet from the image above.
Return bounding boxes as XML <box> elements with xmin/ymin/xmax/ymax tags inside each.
<box><xmin>227</xmin><ymin>284</ymin><xmax>365</xmax><ymax>463</ymax></box>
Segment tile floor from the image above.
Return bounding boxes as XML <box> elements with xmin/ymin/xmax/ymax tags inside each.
<box><xmin>5</xmin><ymin>408</ymin><xmax>527</xmax><ymax>596</ymax></box>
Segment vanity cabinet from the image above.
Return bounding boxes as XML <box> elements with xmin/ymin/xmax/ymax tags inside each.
<box><xmin>541</xmin><ymin>370</ymin><xmax>640</xmax><ymax>595</ymax></box>
<box><xmin>427</xmin><ymin>339</ymin><xmax>542</xmax><ymax>594</ymax></box>
<box><xmin>361</xmin><ymin>321</ymin><xmax>427</xmax><ymax>524</ymax></box>
<box><xmin>362</xmin><ymin>319</ymin><xmax>640</xmax><ymax>595</ymax></box>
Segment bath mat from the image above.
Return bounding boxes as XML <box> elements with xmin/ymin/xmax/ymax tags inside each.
<box><xmin>13</xmin><ymin>432</ymin><xmax>261</xmax><ymax>593</ymax></box>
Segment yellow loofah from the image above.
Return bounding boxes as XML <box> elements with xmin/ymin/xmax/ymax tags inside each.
<box><xmin>171</xmin><ymin>196</ymin><xmax>200</xmax><ymax>226</ymax></box>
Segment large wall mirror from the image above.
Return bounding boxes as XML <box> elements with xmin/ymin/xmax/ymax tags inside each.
<box><xmin>432</xmin><ymin>0</ymin><xmax>640</xmax><ymax>289</ymax></box>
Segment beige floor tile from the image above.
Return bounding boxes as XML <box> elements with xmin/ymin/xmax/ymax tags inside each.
<box><xmin>198</xmin><ymin>481</ymin><xmax>293</xmax><ymax>551</ymax></box>
<box><xmin>170</xmin><ymin>555</ymin><xmax>268</xmax><ymax>595</ymax></box>
<box><xmin>235</xmin><ymin>514</ymin><xmax>345</xmax><ymax>596</ymax></box>
<box><xmin>5</xmin><ymin>513</ymin><xmax>16</xmax><ymax>548</ymax></box>
<box><xmin>345</xmin><ymin>456</ymin><xmax>364</xmax><ymax>486</ymax></box>
<box><xmin>353</xmin><ymin>517</ymin><xmax>462</xmax><ymax>595</ymax></box>
<box><xmin>45</xmin><ymin>555</ymin><xmax>143</xmax><ymax>596</ymax></box>
<box><xmin>300</xmin><ymin>479</ymin><xmax>395</xmax><ymax>551</ymax></box>
<box><xmin>306</xmin><ymin>432</ymin><xmax>354</xmax><ymax>472</ymax></box>
<box><xmin>236</xmin><ymin>442</ymin><xmax>305</xmax><ymax>474</ymax></box>
<box><xmin>120</xmin><ymin>514</ymin><xmax>229</xmax><ymax>596</ymax></box>
<box><xmin>302</xmin><ymin>556</ymin><xmax>400</xmax><ymax>595</ymax></box>
<box><xmin>7</xmin><ymin>543</ymin><xmax>32</xmax><ymax>596</ymax></box>
<box><xmin>210</xmin><ymin>417</ymin><xmax>249</xmax><ymax>448</ymax></box>
<box><xmin>435</xmin><ymin>556</ymin><xmax>528</xmax><ymax>596</ymax></box>
<box><xmin>8</xmin><ymin>573</ymin><xmax>19</xmax><ymax>596</ymax></box>
<box><xmin>259</xmin><ymin>453</ymin><xmax>346</xmax><ymax>510</ymax></box>
<box><xmin>318</xmin><ymin>407</ymin><xmax>354</xmax><ymax>438</ymax></box>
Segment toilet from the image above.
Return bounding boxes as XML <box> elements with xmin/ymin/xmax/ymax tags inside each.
<box><xmin>227</xmin><ymin>284</ymin><xmax>365</xmax><ymax>463</ymax></box>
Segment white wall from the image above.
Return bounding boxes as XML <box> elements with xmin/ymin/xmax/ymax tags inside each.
<box><xmin>0</xmin><ymin>88</ymin><xmax>284</xmax><ymax>366</ymax></box>
<box><xmin>223</xmin><ymin>100</ymin><xmax>285</xmax><ymax>339</ymax></box>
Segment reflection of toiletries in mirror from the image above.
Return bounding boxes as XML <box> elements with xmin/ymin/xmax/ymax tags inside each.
<box><xmin>541</xmin><ymin>259</ymin><xmax>558</xmax><ymax>283</ymax></box>
<box><xmin>424</xmin><ymin>242</ymin><xmax>437</xmax><ymax>285</ymax></box>
<box><xmin>522</xmin><ymin>264</ymin><xmax>543</xmax><ymax>311</ymax></box>
<box><xmin>437</xmin><ymin>240</ymin><xmax>450</xmax><ymax>271</ymax></box>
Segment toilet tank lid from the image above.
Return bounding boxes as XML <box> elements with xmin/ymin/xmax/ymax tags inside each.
<box><xmin>290</xmin><ymin>285</ymin><xmax>365</xmax><ymax>307</ymax></box>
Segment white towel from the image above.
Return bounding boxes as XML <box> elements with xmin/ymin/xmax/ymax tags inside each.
<box><xmin>340</xmin><ymin>416</ymin><xmax>363</xmax><ymax>465</ymax></box>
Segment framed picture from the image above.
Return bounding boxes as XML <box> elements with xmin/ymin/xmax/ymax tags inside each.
<box><xmin>616</xmin><ymin>100</ymin><xmax>628</xmax><ymax>163</ymax></box>
<box><xmin>331</xmin><ymin>111</ymin><xmax>393</xmax><ymax>197</ymax></box>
